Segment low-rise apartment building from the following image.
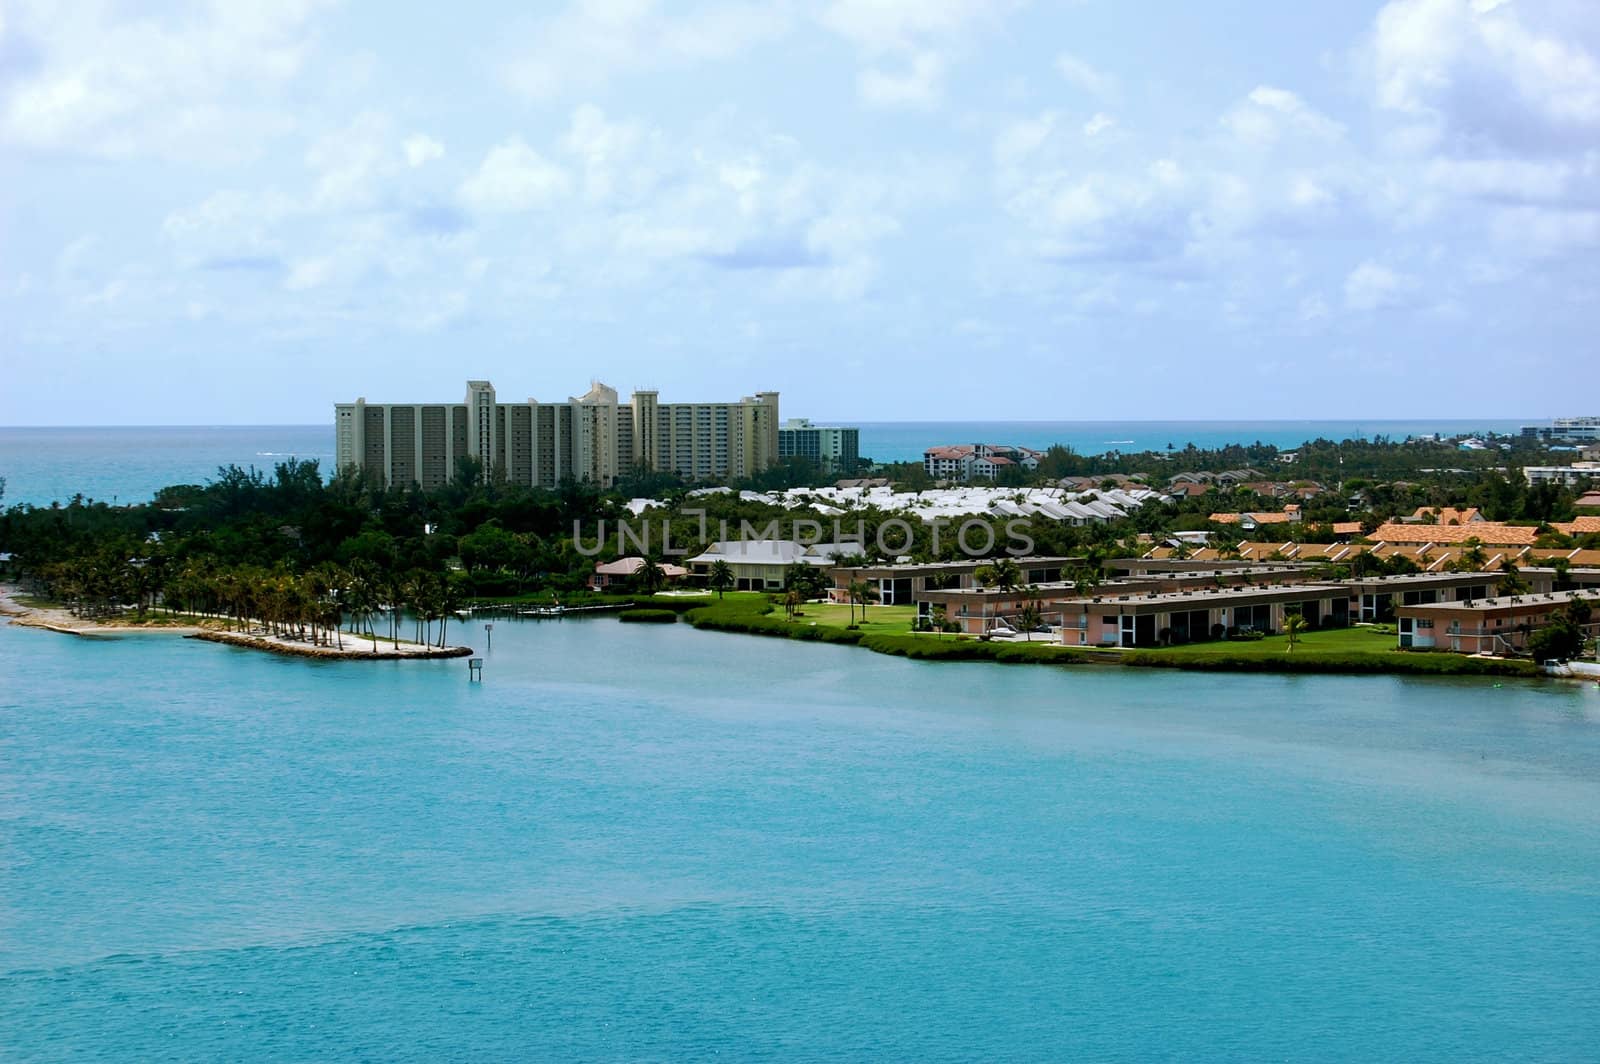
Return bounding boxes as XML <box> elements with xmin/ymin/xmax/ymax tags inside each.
<box><xmin>923</xmin><ymin>443</ymin><xmax>1043</xmax><ymax>481</ymax></box>
<box><xmin>1058</xmin><ymin>584</ymin><xmax>1351</xmax><ymax>648</ymax></box>
<box><xmin>1397</xmin><ymin>590</ymin><xmax>1597</xmax><ymax>654</ymax></box>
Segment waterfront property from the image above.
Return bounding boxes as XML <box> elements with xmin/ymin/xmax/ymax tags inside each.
<box><xmin>826</xmin><ymin>556</ymin><xmax>1079</xmax><ymax>608</ymax></box>
<box><xmin>1396</xmin><ymin>590</ymin><xmax>1598</xmax><ymax>654</ymax></box>
<box><xmin>1058</xmin><ymin>584</ymin><xmax>1351</xmax><ymax>648</ymax></box>
<box><xmin>1344</xmin><ymin>570</ymin><xmax>1526</xmax><ymax>623</ymax></box>
<box><xmin>336</xmin><ymin>379</ymin><xmax>781</xmax><ymax>490</ymax></box>
<box><xmin>915</xmin><ymin>566</ymin><xmax>1322</xmax><ymax>636</ymax></box>
<box><xmin>590</xmin><ymin>557</ymin><xmax>689</xmax><ymax>590</ymax></box>
<box><xmin>687</xmin><ymin>539</ymin><xmax>850</xmax><ymax>591</ymax></box>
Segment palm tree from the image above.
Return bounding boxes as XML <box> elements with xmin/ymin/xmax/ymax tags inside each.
<box><xmin>847</xmin><ymin>579</ymin><xmax>874</xmax><ymax>624</ymax></box>
<box><xmin>783</xmin><ymin>588</ymin><xmax>801</xmax><ymax>621</ymax></box>
<box><xmin>1284</xmin><ymin>611</ymin><xmax>1308</xmax><ymax>652</ymax></box>
<box><xmin>1497</xmin><ymin>562</ymin><xmax>1530</xmax><ymax>597</ymax></box>
<box><xmin>436</xmin><ymin>574</ymin><xmax>464</xmax><ymax>648</ymax></box>
<box><xmin>708</xmin><ymin>559</ymin><xmax>735</xmax><ymax>599</ymax></box>
<box><xmin>993</xmin><ymin>557</ymin><xmax>1022</xmax><ymax>594</ymax></box>
<box><xmin>637</xmin><ymin>556</ymin><xmax>667</xmax><ymax>596</ymax></box>
<box><xmin>1018</xmin><ymin>586</ymin><xmax>1044</xmax><ymax>642</ymax></box>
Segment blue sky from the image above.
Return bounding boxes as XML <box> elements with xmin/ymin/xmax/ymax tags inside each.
<box><xmin>1</xmin><ymin>0</ymin><xmax>1596</xmax><ymax>425</ymax></box>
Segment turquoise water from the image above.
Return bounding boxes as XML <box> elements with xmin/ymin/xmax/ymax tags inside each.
<box><xmin>3</xmin><ymin>616</ymin><xmax>1599</xmax><ymax>1060</ymax></box>
<box><xmin>0</xmin><ymin>419</ymin><xmax>1529</xmax><ymax>507</ymax></box>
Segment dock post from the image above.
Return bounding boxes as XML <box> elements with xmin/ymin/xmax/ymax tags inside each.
<box><xmin>484</xmin><ymin>622</ymin><xmax>493</xmax><ymax>650</ymax></box>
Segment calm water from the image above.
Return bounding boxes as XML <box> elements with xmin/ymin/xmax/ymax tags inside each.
<box><xmin>3</xmin><ymin>617</ymin><xmax>1598</xmax><ymax>1060</ymax></box>
<box><xmin>0</xmin><ymin>420</ymin><xmax>1529</xmax><ymax>507</ymax></box>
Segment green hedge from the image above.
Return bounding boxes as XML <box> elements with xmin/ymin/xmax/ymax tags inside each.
<box><xmin>860</xmin><ymin>635</ymin><xmax>1084</xmax><ymax>664</ymax></box>
<box><xmin>618</xmin><ymin>608</ymin><xmax>678</xmax><ymax>623</ymax></box>
<box><xmin>1121</xmin><ymin>650</ymin><xmax>1539</xmax><ymax>677</ymax></box>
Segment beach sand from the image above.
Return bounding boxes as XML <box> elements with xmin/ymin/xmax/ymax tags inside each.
<box><xmin>0</xmin><ymin>584</ymin><xmax>471</xmax><ymax>660</ymax></box>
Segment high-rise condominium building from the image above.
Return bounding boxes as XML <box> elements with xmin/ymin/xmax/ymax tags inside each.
<box><xmin>336</xmin><ymin>380</ymin><xmax>780</xmax><ymax>489</ymax></box>
<box><xmin>777</xmin><ymin>418</ymin><xmax>861</xmax><ymax>473</ymax></box>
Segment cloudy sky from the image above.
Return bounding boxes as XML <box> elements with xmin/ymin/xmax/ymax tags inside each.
<box><xmin>2</xmin><ymin>0</ymin><xmax>1597</xmax><ymax>425</ymax></box>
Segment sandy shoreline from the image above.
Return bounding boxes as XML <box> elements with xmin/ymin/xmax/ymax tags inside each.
<box><xmin>0</xmin><ymin>584</ymin><xmax>472</xmax><ymax>660</ymax></box>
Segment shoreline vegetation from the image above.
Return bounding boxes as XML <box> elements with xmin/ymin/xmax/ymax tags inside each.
<box><xmin>0</xmin><ymin>585</ymin><xmax>470</xmax><ymax>661</ymax></box>
<box><xmin>3</xmin><ymin>441</ymin><xmax>1590</xmax><ymax>677</ymax></box>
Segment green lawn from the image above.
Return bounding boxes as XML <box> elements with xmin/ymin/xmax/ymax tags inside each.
<box><xmin>1137</xmin><ymin>626</ymin><xmax>1399</xmax><ymax>659</ymax></box>
<box><xmin>787</xmin><ymin>602</ymin><xmax>920</xmax><ymax>635</ymax></box>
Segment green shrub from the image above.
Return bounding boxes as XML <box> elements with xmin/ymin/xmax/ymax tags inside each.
<box><xmin>1121</xmin><ymin>650</ymin><xmax>1537</xmax><ymax>677</ymax></box>
<box><xmin>618</xmin><ymin>608</ymin><xmax>677</xmax><ymax>623</ymax></box>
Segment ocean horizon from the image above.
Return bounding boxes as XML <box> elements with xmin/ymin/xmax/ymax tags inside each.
<box><xmin>0</xmin><ymin>418</ymin><xmax>1532</xmax><ymax>508</ymax></box>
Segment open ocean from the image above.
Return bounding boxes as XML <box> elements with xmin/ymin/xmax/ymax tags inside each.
<box><xmin>0</xmin><ymin>419</ymin><xmax>1529</xmax><ymax>507</ymax></box>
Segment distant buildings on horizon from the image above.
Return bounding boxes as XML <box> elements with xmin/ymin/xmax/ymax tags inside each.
<box><xmin>1521</xmin><ymin>416</ymin><xmax>1600</xmax><ymax>442</ymax></box>
<box><xmin>336</xmin><ymin>381</ymin><xmax>872</xmax><ymax>489</ymax></box>
<box><xmin>923</xmin><ymin>443</ymin><xmax>1043</xmax><ymax>481</ymax></box>
<box><xmin>336</xmin><ymin>380</ymin><xmax>783</xmax><ymax>490</ymax></box>
<box><xmin>778</xmin><ymin>418</ymin><xmax>860</xmax><ymax>475</ymax></box>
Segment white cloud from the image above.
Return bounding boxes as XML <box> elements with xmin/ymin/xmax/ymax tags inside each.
<box><xmin>1082</xmin><ymin>112</ymin><xmax>1115</xmax><ymax>137</ymax></box>
<box><xmin>307</xmin><ymin>113</ymin><xmax>397</xmax><ymax>209</ymax></box>
<box><xmin>0</xmin><ymin>0</ymin><xmax>328</xmax><ymax>162</ymax></box>
<box><xmin>404</xmin><ymin>135</ymin><xmax>444</xmax><ymax>168</ymax></box>
<box><xmin>993</xmin><ymin>113</ymin><xmax>1056</xmax><ymax>168</ymax></box>
<box><xmin>285</xmin><ymin>256</ymin><xmax>334</xmax><ymax>291</ymax></box>
<box><xmin>460</xmin><ymin>139</ymin><xmax>572</xmax><ymax>212</ymax></box>
<box><xmin>1298</xmin><ymin>294</ymin><xmax>1330</xmax><ymax>321</ymax></box>
<box><xmin>1221</xmin><ymin>86</ymin><xmax>1343</xmax><ymax>145</ymax></box>
<box><xmin>820</xmin><ymin>0</ymin><xmax>1009</xmax><ymax>53</ymax></box>
<box><xmin>1368</xmin><ymin>0</ymin><xmax>1600</xmax><ymax>148</ymax></box>
<box><xmin>1055</xmin><ymin>52</ymin><xmax>1116</xmax><ymax>98</ymax></box>
<box><xmin>1344</xmin><ymin>260</ymin><xmax>1417</xmax><ymax>309</ymax></box>
<box><xmin>858</xmin><ymin>52</ymin><xmax>945</xmax><ymax>109</ymax></box>
<box><xmin>503</xmin><ymin>1</ymin><xmax>791</xmax><ymax>100</ymax></box>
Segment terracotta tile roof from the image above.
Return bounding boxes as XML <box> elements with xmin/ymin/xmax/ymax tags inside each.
<box><xmin>1209</xmin><ymin>511</ymin><xmax>1298</xmax><ymax>525</ymax></box>
<box><xmin>1371</xmin><ymin>522</ymin><xmax>1538</xmax><ymax>546</ymax></box>
<box><xmin>1331</xmin><ymin>522</ymin><xmax>1364</xmax><ymax>534</ymax></box>
<box><xmin>1553</xmin><ymin>516</ymin><xmax>1600</xmax><ymax>535</ymax></box>
<box><xmin>1408</xmin><ymin>506</ymin><xmax>1482</xmax><ymax>525</ymax></box>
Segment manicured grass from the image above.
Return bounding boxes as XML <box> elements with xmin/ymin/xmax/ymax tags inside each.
<box><xmin>788</xmin><ymin>602</ymin><xmax>919</xmax><ymax>635</ymax></box>
<box><xmin>1138</xmin><ymin>626</ymin><xmax>1399</xmax><ymax>659</ymax></box>
<box><xmin>1122</xmin><ymin>625</ymin><xmax>1538</xmax><ymax>676</ymax></box>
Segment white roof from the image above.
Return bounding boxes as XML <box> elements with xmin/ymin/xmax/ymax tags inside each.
<box><xmin>689</xmin><ymin>540</ymin><xmax>837</xmax><ymax>567</ymax></box>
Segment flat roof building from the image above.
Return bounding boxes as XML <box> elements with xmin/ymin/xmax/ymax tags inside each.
<box><xmin>1397</xmin><ymin>590</ymin><xmax>1597</xmax><ymax>655</ymax></box>
<box><xmin>778</xmin><ymin>418</ymin><xmax>860</xmax><ymax>474</ymax></box>
<box><xmin>336</xmin><ymin>380</ymin><xmax>779</xmax><ymax>490</ymax></box>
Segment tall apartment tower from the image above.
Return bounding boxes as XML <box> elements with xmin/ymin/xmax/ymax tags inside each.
<box><xmin>778</xmin><ymin>418</ymin><xmax>861</xmax><ymax>474</ymax></box>
<box><xmin>336</xmin><ymin>380</ymin><xmax>779</xmax><ymax>489</ymax></box>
